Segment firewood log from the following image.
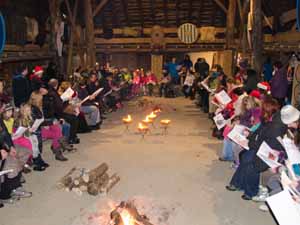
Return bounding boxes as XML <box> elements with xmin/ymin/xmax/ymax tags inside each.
<box><xmin>87</xmin><ymin>183</ymin><xmax>99</xmax><ymax>196</ymax></box>
<box><xmin>57</xmin><ymin>167</ymin><xmax>77</xmax><ymax>189</ymax></box>
<box><xmin>100</xmin><ymin>173</ymin><xmax>120</xmax><ymax>194</ymax></box>
<box><xmin>87</xmin><ymin>173</ymin><xmax>109</xmax><ymax>196</ymax></box>
<box><xmin>88</xmin><ymin>163</ymin><xmax>109</xmax><ymax>183</ymax></box>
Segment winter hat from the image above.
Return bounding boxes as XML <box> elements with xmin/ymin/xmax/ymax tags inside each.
<box><xmin>3</xmin><ymin>104</ymin><xmax>13</xmax><ymax>112</ymax></box>
<box><xmin>249</xmin><ymin>90</ymin><xmax>261</xmax><ymax>100</ymax></box>
<box><xmin>257</xmin><ymin>82</ymin><xmax>270</xmax><ymax>92</ymax></box>
<box><xmin>280</xmin><ymin>105</ymin><xmax>300</xmax><ymax>125</ymax></box>
<box><xmin>33</xmin><ymin>66</ymin><xmax>44</xmax><ymax>75</ymax></box>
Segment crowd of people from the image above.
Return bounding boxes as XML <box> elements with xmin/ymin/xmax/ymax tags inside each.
<box><xmin>187</xmin><ymin>55</ymin><xmax>300</xmax><ymax>216</ymax></box>
<box><xmin>0</xmin><ymin>62</ymin><xmax>165</xmax><ymax>207</ymax></box>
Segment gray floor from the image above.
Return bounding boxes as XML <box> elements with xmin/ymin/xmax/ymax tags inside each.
<box><xmin>0</xmin><ymin>97</ymin><xmax>275</xmax><ymax>225</ymax></box>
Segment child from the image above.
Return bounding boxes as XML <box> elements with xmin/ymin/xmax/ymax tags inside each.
<box><xmin>182</xmin><ymin>70</ymin><xmax>195</xmax><ymax>99</ymax></box>
<box><xmin>14</xmin><ymin>103</ymin><xmax>48</xmax><ymax>171</ymax></box>
<box><xmin>146</xmin><ymin>71</ymin><xmax>157</xmax><ymax>96</ymax></box>
<box><xmin>132</xmin><ymin>69</ymin><xmax>141</xmax><ymax>96</ymax></box>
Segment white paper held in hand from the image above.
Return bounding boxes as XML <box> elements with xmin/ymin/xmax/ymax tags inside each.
<box><xmin>31</xmin><ymin>118</ymin><xmax>44</xmax><ymax>132</ymax></box>
<box><xmin>227</xmin><ymin>125</ymin><xmax>249</xmax><ymax>150</ymax></box>
<box><xmin>0</xmin><ymin>169</ymin><xmax>14</xmax><ymax>176</ymax></box>
<box><xmin>60</xmin><ymin>87</ymin><xmax>74</xmax><ymax>102</ymax></box>
<box><xmin>12</xmin><ymin>126</ymin><xmax>27</xmax><ymax>140</ymax></box>
<box><xmin>256</xmin><ymin>141</ymin><xmax>282</xmax><ymax>169</ymax></box>
<box><xmin>213</xmin><ymin>113</ymin><xmax>228</xmax><ymax>130</ymax></box>
<box><xmin>266</xmin><ymin>189</ymin><xmax>300</xmax><ymax>225</ymax></box>
<box><xmin>215</xmin><ymin>90</ymin><xmax>232</xmax><ymax>106</ymax></box>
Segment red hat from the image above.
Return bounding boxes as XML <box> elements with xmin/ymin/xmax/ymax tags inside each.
<box><xmin>250</xmin><ymin>90</ymin><xmax>261</xmax><ymax>100</ymax></box>
<box><xmin>33</xmin><ymin>66</ymin><xmax>44</xmax><ymax>75</ymax></box>
<box><xmin>257</xmin><ymin>82</ymin><xmax>270</xmax><ymax>92</ymax></box>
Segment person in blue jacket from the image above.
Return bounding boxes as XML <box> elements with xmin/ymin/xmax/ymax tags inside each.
<box><xmin>12</xmin><ymin>64</ymin><xmax>31</xmax><ymax>107</ymax></box>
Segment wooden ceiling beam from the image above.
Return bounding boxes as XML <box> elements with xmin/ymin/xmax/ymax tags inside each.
<box><xmin>197</xmin><ymin>0</ymin><xmax>204</xmax><ymax>26</ymax></box>
<box><xmin>137</xmin><ymin>0</ymin><xmax>144</xmax><ymax>27</ymax></box>
<box><xmin>213</xmin><ymin>0</ymin><xmax>228</xmax><ymax>14</ymax></box>
<box><xmin>150</xmin><ymin>0</ymin><xmax>156</xmax><ymax>25</ymax></box>
<box><xmin>93</xmin><ymin>0</ymin><xmax>109</xmax><ymax>17</ymax></box>
<box><xmin>164</xmin><ymin>0</ymin><xmax>168</xmax><ymax>26</ymax></box>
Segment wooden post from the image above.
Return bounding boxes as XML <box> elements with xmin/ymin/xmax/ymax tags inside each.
<box><xmin>151</xmin><ymin>54</ymin><xmax>163</xmax><ymax>80</ymax></box>
<box><xmin>226</xmin><ymin>0</ymin><xmax>237</xmax><ymax>48</ymax></box>
<box><xmin>84</xmin><ymin>0</ymin><xmax>96</xmax><ymax>68</ymax></box>
<box><xmin>65</xmin><ymin>0</ymin><xmax>79</xmax><ymax>79</ymax></box>
<box><xmin>251</xmin><ymin>0</ymin><xmax>263</xmax><ymax>73</ymax></box>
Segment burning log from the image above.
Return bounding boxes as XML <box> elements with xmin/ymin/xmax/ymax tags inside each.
<box><xmin>110</xmin><ymin>201</ymin><xmax>154</xmax><ymax>225</ymax></box>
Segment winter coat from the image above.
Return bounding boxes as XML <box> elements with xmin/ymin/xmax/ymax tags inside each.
<box><xmin>12</xmin><ymin>74</ymin><xmax>31</xmax><ymax>107</ymax></box>
<box><xmin>270</xmin><ymin>68</ymin><xmax>288</xmax><ymax>99</ymax></box>
<box><xmin>244</xmin><ymin>74</ymin><xmax>259</xmax><ymax>94</ymax></box>
<box><xmin>248</xmin><ymin>112</ymin><xmax>287</xmax><ymax>172</ymax></box>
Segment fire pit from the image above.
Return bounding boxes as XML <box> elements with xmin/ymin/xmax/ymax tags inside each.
<box><xmin>160</xmin><ymin>119</ymin><xmax>171</xmax><ymax>135</ymax></box>
<box><xmin>110</xmin><ymin>201</ymin><xmax>154</xmax><ymax>225</ymax></box>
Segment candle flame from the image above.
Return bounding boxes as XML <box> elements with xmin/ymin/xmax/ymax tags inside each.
<box><xmin>148</xmin><ymin>112</ymin><xmax>157</xmax><ymax>119</ymax></box>
<box><xmin>160</xmin><ymin>119</ymin><xmax>171</xmax><ymax>125</ymax></box>
<box><xmin>138</xmin><ymin>123</ymin><xmax>148</xmax><ymax>129</ymax></box>
<box><xmin>123</xmin><ymin>115</ymin><xmax>132</xmax><ymax>123</ymax></box>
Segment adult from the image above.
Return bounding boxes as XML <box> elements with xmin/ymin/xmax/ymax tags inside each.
<box><xmin>12</xmin><ymin>64</ymin><xmax>31</xmax><ymax>107</ymax></box>
<box><xmin>182</xmin><ymin>55</ymin><xmax>193</xmax><ymax>71</ymax></box>
<box><xmin>243</xmin><ymin>69</ymin><xmax>259</xmax><ymax>94</ymax></box>
<box><xmin>77</xmin><ymin>79</ymin><xmax>101</xmax><ymax>130</ymax></box>
<box><xmin>270</xmin><ymin>61</ymin><xmax>288</xmax><ymax>107</ymax></box>
<box><xmin>263</xmin><ymin>57</ymin><xmax>272</xmax><ymax>82</ymax></box>
<box><xmin>46</xmin><ymin>79</ymin><xmax>80</xmax><ymax>145</ymax></box>
<box><xmin>167</xmin><ymin>57</ymin><xmax>180</xmax><ymax>85</ymax></box>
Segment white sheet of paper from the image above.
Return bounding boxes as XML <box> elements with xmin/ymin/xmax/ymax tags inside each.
<box><xmin>200</xmin><ymin>81</ymin><xmax>215</xmax><ymax>93</ymax></box>
<box><xmin>227</xmin><ymin>125</ymin><xmax>249</xmax><ymax>150</ymax></box>
<box><xmin>213</xmin><ymin>113</ymin><xmax>228</xmax><ymax>130</ymax></box>
<box><xmin>282</xmin><ymin>136</ymin><xmax>300</xmax><ymax>165</ymax></box>
<box><xmin>104</xmin><ymin>89</ymin><xmax>112</xmax><ymax>97</ymax></box>
<box><xmin>60</xmin><ymin>87</ymin><xmax>74</xmax><ymax>102</ymax></box>
<box><xmin>91</xmin><ymin>88</ymin><xmax>104</xmax><ymax>98</ymax></box>
<box><xmin>12</xmin><ymin>126</ymin><xmax>27</xmax><ymax>140</ymax></box>
<box><xmin>80</xmin><ymin>96</ymin><xmax>90</xmax><ymax>105</ymax></box>
<box><xmin>215</xmin><ymin>90</ymin><xmax>232</xmax><ymax>106</ymax></box>
<box><xmin>266</xmin><ymin>189</ymin><xmax>300</xmax><ymax>225</ymax></box>
<box><xmin>0</xmin><ymin>169</ymin><xmax>14</xmax><ymax>176</ymax></box>
<box><xmin>31</xmin><ymin>118</ymin><xmax>44</xmax><ymax>132</ymax></box>
<box><xmin>256</xmin><ymin>142</ymin><xmax>282</xmax><ymax>169</ymax></box>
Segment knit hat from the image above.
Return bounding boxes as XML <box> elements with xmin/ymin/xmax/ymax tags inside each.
<box><xmin>249</xmin><ymin>90</ymin><xmax>261</xmax><ymax>100</ymax></box>
<box><xmin>33</xmin><ymin>66</ymin><xmax>44</xmax><ymax>75</ymax></box>
<box><xmin>257</xmin><ymin>82</ymin><xmax>270</xmax><ymax>92</ymax></box>
<box><xmin>3</xmin><ymin>104</ymin><xmax>13</xmax><ymax>112</ymax></box>
<box><xmin>280</xmin><ymin>105</ymin><xmax>300</xmax><ymax>125</ymax></box>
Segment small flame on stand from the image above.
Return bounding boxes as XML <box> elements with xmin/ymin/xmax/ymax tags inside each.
<box><xmin>120</xmin><ymin>209</ymin><xmax>135</xmax><ymax>225</ymax></box>
<box><xmin>147</xmin><ymin>112</ymin><xmax>157</xmax><ymax>120</ymax></box>
<box><xmin>123</xmin><ymin>115</ymin><xmax>132</xmax><ymax>123</ymax></box>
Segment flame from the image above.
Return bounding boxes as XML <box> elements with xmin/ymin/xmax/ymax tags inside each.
<box><xmin>138</xmin><ymin>122</ymin><xmax>148</xmax><ymax>130</ymax></box>
<box><xmin>160</xmin><ymin>119</ymin><xmax>171</xmax><ymax>125</ymax></box>
<box><xmin>154</xmin><ymin>108</ymin><xmax>162</xmax><ymax>113</ymax></box>
<box><xmin>123</xmin><ymin>115</ymin><xmax>132</xmax><ymax>123</ymax></box>
<box><xmin>120</xmin><ymin>209</ymin><xmax>135</xmax><ymax>225</ymax></box>
<box><xmin>143</xmin><ymin>116</ymin><xmax>153</xmax><ymax>123</ymax></box>
<box><xmin>148</xmin><ymin>112</ymin><xmax>157</xmax><ymax>119</ymax></box>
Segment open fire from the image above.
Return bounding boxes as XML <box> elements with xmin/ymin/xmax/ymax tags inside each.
<box><xmin>109</xmin><ymin>201</ymin><xmax>154</xmax><ymax>225</ymax></box>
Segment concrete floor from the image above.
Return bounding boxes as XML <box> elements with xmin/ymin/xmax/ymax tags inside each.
<box><xmin>0</xmin><ymin>97</ymin><xmax>276</xmax><ymax>225</ymax></box>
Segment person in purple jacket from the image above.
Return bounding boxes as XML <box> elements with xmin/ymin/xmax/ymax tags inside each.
<box><xmin>270</xmin><ymin>61</ymin><xmax>288</xmax><ymax>107</ymax></box>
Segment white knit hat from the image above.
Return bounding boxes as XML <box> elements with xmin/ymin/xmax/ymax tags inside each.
<box><xmin>280</xmin><ymin>105</ymin><xmax>300</xmax><ymax>125</ymax></box>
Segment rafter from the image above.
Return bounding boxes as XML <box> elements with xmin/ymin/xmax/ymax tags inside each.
<box><xmin>213</xmin><ymin>0</ymin><xmax>228</xmax><ymax>14</ymax></box>
<box><xmin>197</xmin><ymin>0</ymin><xmax>204</xmax><ymax>26</ymax></box>
<box><xmin>93</xmin><ymin>0</ymin><xmax>109</xmax><ymax>17</ymax></box>
<box><xmin>150</xmin><ymin>0</ymin><xmax>156</xmax><ymax>25</ymax></box>
<box><xmin>137</xmin><ymin>0</ymin><xmax>144</xmax><ymax>28</ymax></box>
<box><xmin>164</xmin><ymin>0</ymin><xmax>168</xmax><ymax>26</ymax></box>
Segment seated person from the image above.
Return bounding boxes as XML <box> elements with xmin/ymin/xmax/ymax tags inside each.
<box><xmin>76</xmin><ymin>78</ymin><xmax>101</xmax><ymax>130</ymax></box>
<box><xmin>159</xmin><ymin>72</ymin><xmax>171</xmax><ymax>97</ymax></box>
<box><xmin>46</xmin><ymin>79</ymin><xmax>80</xmax><ymax>145</ymax></box>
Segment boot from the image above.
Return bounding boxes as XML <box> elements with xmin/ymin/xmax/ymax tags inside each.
<box><xmin>39</xmin><ymin>154</ymin><xmax>49</xmax><ymax>168</ymax></box>
<box><xmin>59</xmin><ymin>138</ymin><xmax>77</xmax><ymax>152</ymax></box>
<box><xmin>32</xmin><ymin>156</ymin><xmax>46</xmax><ymax>171</ymax></box>
<box><xmin>55</xmin><ymin>149</ymin><xmax>68</xmax><ymax>161</ymax></box>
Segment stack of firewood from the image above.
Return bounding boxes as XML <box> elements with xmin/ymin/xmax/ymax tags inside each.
<box><xmin>57</xmin><ymin>163</ymin><xmax>120</xmax><ymax>196</ymax></box>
